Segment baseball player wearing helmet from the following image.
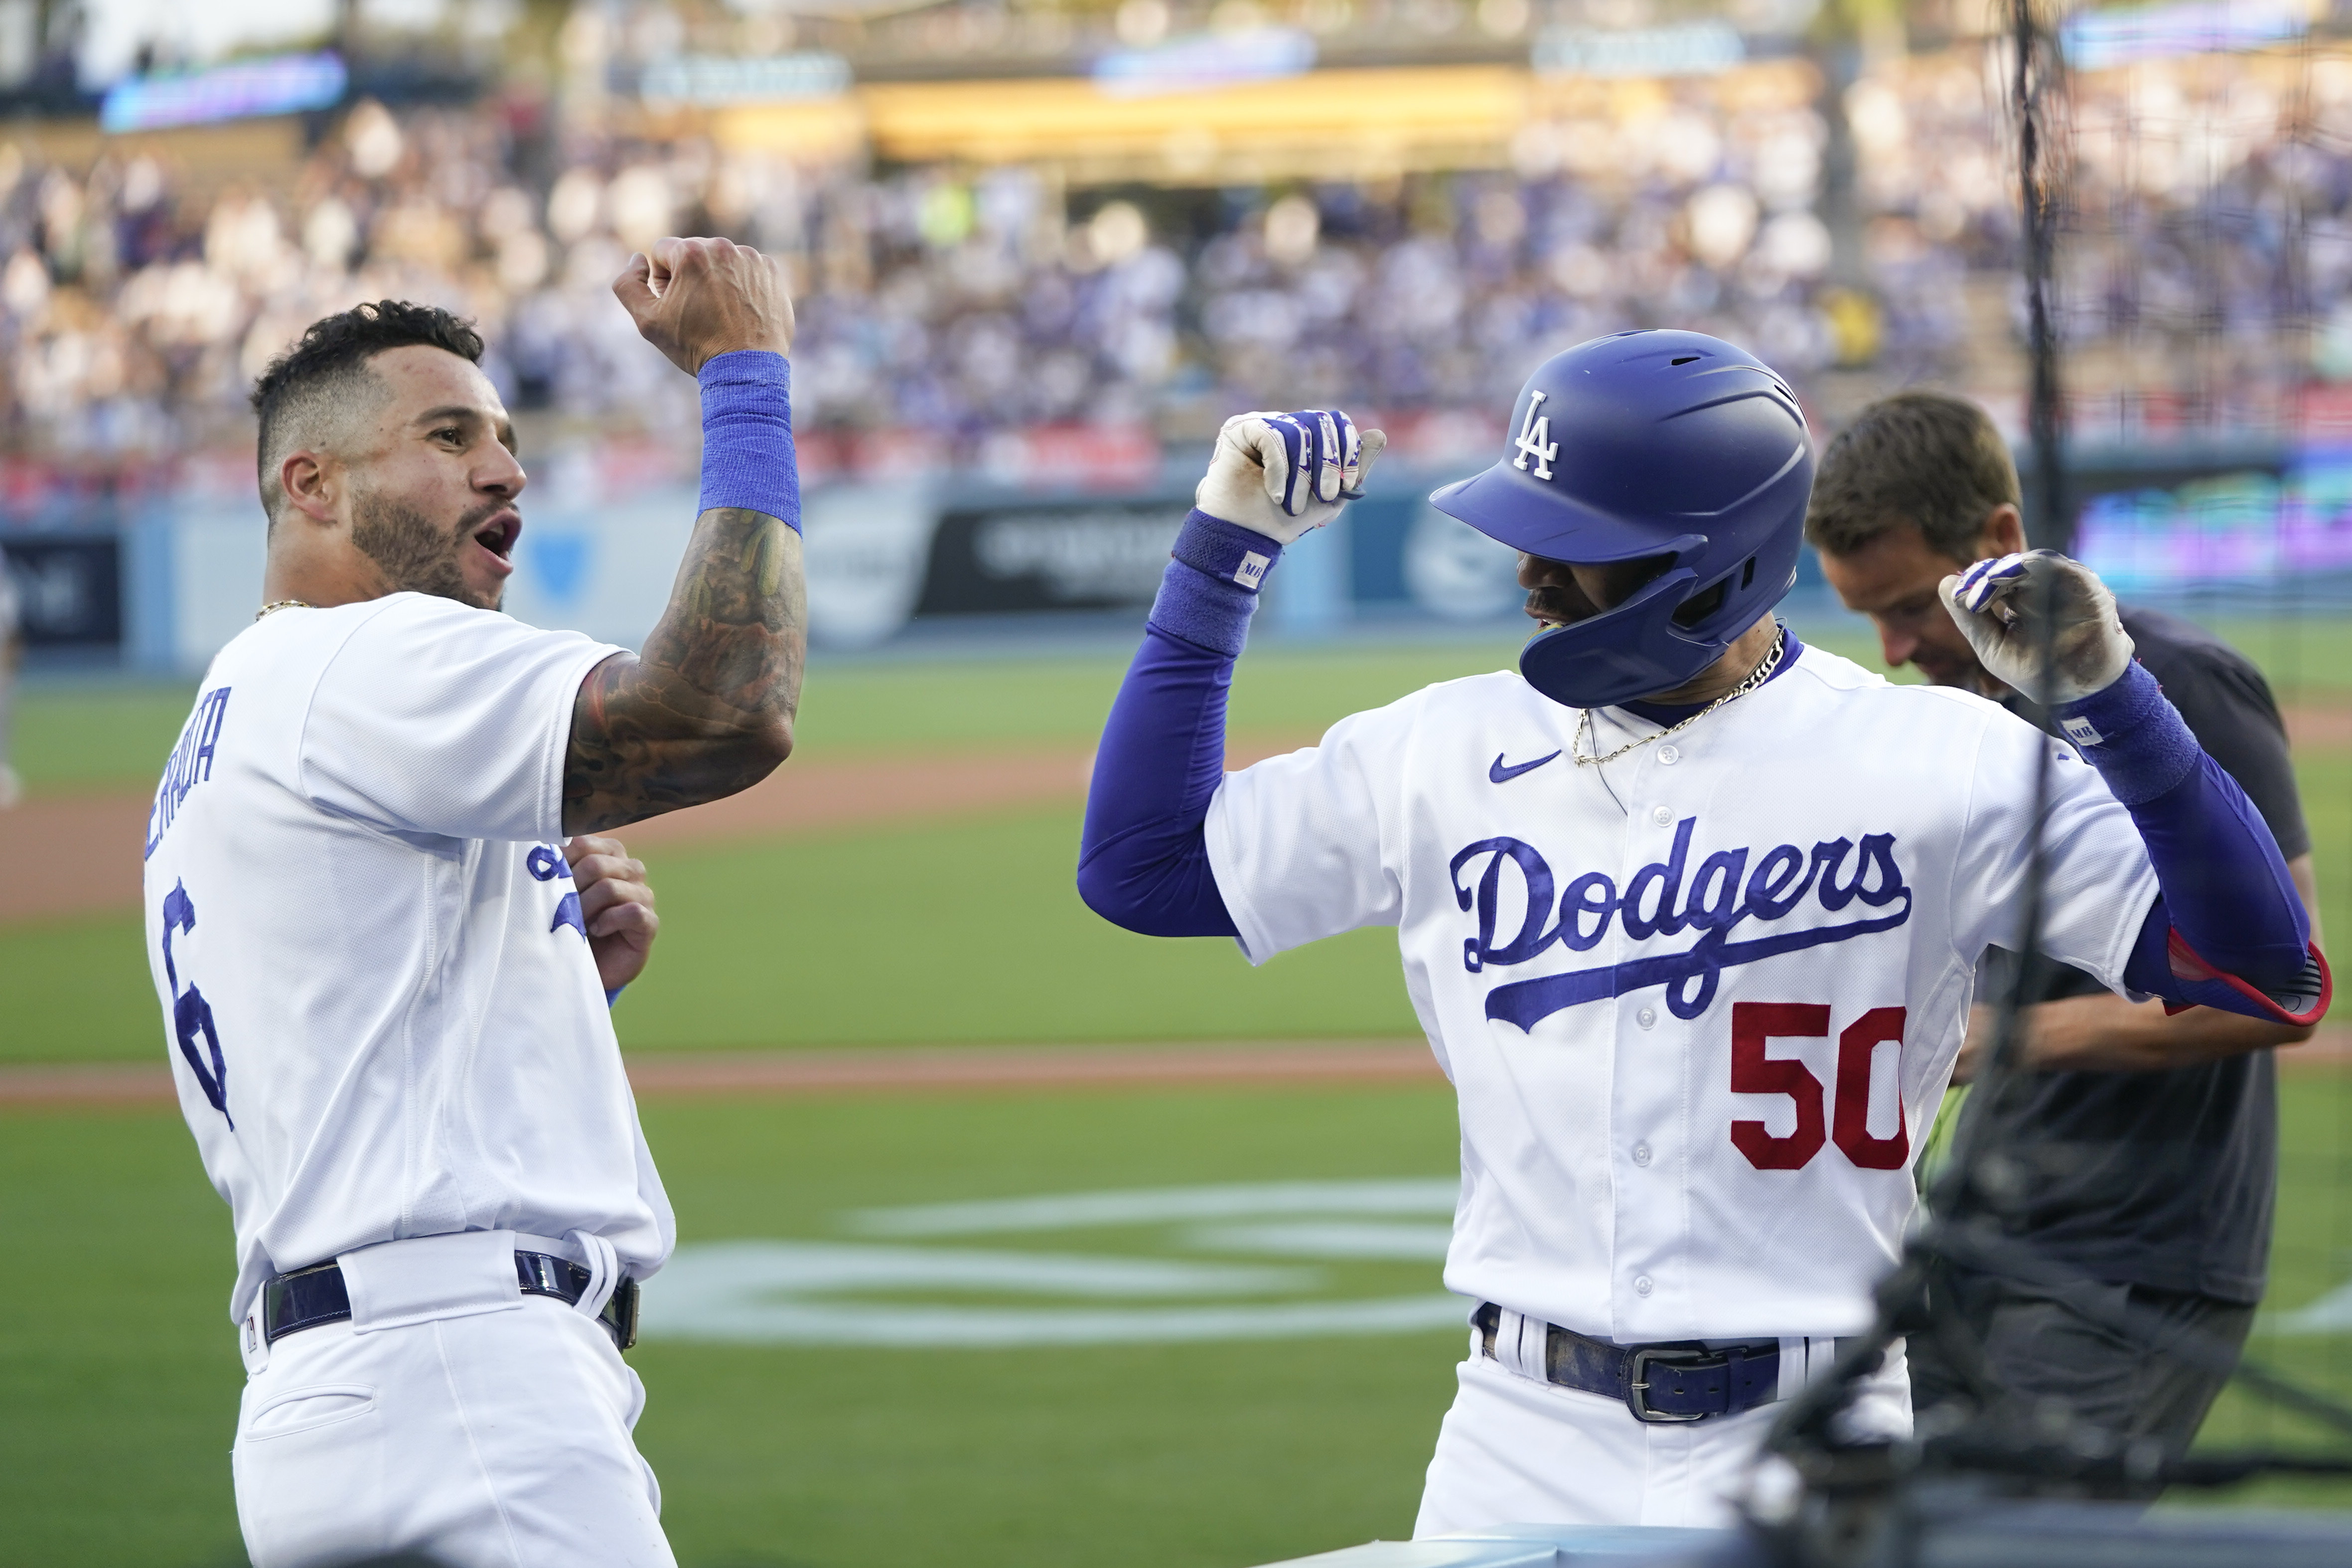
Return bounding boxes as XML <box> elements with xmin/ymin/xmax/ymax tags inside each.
<box><xmin>1077</xmin><ymin>330</ymin><xmax>2326</xmax><ymax>1529</ymax></box>
<box><xmin>143</xmin><ymin>238</ymin><xmax>801</xmax><ymax>1568</ymax></box>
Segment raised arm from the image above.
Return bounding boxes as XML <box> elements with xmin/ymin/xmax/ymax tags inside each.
<box><xmin>1945</xmin><ymin>552</ymin><xmax>2328</xmax><ymax>1026</ymax></box>
<box><xmin>1078</xmin><ymin>411</ymin><xmax>1383</xmax><ymax>934</ymax></box>
<box><xmin>564</xmin><ymin>238</ymin><xmax>804</xmax><ymax>836</ymax></box>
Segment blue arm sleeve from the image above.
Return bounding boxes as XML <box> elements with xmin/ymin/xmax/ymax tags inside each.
<box><xmin>2065</xmin><ymin>664</ymin><xmax>2326</xmax><ymax>1020</ymax></box>
<box><xmin>1076</xmin><ymin>512</ymin><xmax>1280</xmax><ymax>938</ymax></box>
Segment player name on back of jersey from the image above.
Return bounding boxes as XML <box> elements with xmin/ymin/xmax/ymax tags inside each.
<box><xmin>147</xmin><ymin>685</ymin><xmax>231</xmax><ymax>858</ymax></box>
<box><xmin>1452</xmin><ymin>816</ymin><xmax>1912</xmax><ymax>1027</ymax></box>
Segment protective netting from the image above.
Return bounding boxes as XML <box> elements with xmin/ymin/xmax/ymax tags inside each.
<box><xmin>2013</xmin><ymin>1</ymin><xmax>2352</xmax><ymax>1482</ymax></box>
<box><xmin>1800</xmin><ymin>0</ymin><xmax>2352</xmax><ymax>1507</ymax></box>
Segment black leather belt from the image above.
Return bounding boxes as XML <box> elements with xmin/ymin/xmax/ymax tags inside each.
<box><xmin>1474</xmin><ymin>1301</ymin><xmax>1778</xmax><ymax>1424</ymax></box>
<box><xmin>263</xmin><ymin>1251</ymin><xmax>639</xmax><ymax>1353</ymax></box>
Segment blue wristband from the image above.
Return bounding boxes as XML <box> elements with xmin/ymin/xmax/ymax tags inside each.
<box><xmin>1171</xmin><ymin>509</ymin><xmax>1283</xmax><ymax>593</ymax></box>
<box><xmin>605</xmin><ymin>986</ymin><xmax>625</xmax><ymax>1008</ymax></box>
<box><xmin>2051</xmin><ymin>661</ymin><xmax>2200</xmax><ymax>805</ymax></box>
<box><xmin>1146</xmin><ymin>511</ymin><xmax>1283</xmax><ymax>657</ymax></box>
<box><xmin>698</xmin><ymin>350</ymin><xmax>799</xmax><ymax>533</ymax></box>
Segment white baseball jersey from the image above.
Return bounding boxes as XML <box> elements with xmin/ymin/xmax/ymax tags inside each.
<box><xmin>141</xmin><ymin>592</ymin><xmax>676</xmax><ymax>1325</ymax></box>
<box><xmin>1205</xmin><ymin>643</ymin><xmax>2157</xmax><ymax>1341</ymax></box>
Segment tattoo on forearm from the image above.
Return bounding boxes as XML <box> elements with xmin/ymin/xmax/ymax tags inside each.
<box><xmin>564</xmin><ymin>507</ymin><xmax>806</xmax><ymax>834</ymax></box>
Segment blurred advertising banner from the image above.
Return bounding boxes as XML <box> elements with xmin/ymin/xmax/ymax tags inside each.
<box><xmin>916</xmin><ymin>498</ymin><xmax>1189</xmax><ymax>617</ymax></box>
<box><xmin>2071</xmin><ymin>450</ymin><xmax>2352</xmax><ymax>596</ymax></box>
<box><xmin>0</xmin><ymin>535</ymin><xmax>121</xmax><ymax>649</ymax></box>
<box><xmin>98</xmin><ymin>51</ymin><xmax>348</xmax><ymax>134</ymax></box>
<box><xmin>2061</xmin><ymin>0</ymin><xmax>2306</xmax><ymax>70</ymax></box>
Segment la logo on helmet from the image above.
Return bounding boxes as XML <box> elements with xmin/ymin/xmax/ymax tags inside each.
<box><xmin>1422</xmin><ymin>329</ymin><xmax>1813</xmax><ymax>709</ymax></box>
<box><xmin>1512</xmin><ymin>391</ymin><xmax>1558</xmax><ymax>482</ymax></box>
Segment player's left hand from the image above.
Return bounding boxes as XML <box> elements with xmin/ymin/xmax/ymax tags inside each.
<box><xmin>1195</xmin><ymin>409</ymin><xmax>1386</xmax><ymax>545</ymax></box>
<box><xmin>566</xmin><ymin>836</ymin><xmax>660</xmax><ymax>992</ymax></box>
<box><xmin>1938</xmin><ymin>549</ymin><xmax>2134</xmax><ymax>704</ymax></box>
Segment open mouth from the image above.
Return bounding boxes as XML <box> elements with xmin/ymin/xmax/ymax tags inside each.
<box><xmin>471</xmin><ymin>511</ymin><xmax>521</xmax><ymax>565</ymax></box>
<box><xmin>1523</xmin><ymin>588</ymin><xmax>1593</xmax><ymax>630</ymax></box>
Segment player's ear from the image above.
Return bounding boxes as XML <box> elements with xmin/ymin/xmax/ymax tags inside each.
<box><xmin>279</xmin><ymin>450</ymin><xmax>339</xmax><ymax>528</ymax></box>
<box><xmin>1980</xmin><ymin>503</ymin><xmax>2026</xmax><ymax>560</ymax></box>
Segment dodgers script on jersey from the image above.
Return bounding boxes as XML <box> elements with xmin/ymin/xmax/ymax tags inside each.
<box><xmin>1203</xmin><ymin>643</ymin><xmax>2158</xmax><ymax>1342</ymax></box>
<box><xmin>141</xmin><ymin>592</ymin><xmax>676</xmax><ymax>1325</ymax></box>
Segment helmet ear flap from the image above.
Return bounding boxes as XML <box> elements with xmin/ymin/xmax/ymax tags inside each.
<box><xmin>1668</xmin><ymin>550</ymin><xmax>1765</xmax><ymax>629</ymax></box>
<box><xmin>1672</xmin><ymin>575</ymin><xmax>1733</xmax><ymax>629</ymax></box>
<box><xmin>1518</xmin><ymin>563</ymin><xmax>1717</xmax><ymax>708</ymax></box>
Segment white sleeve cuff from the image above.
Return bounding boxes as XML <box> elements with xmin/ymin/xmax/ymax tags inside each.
<box><xmin>1204</xmin><ymin>777</ymin><xmax>1277</xmax><ymax>967</ymax></box>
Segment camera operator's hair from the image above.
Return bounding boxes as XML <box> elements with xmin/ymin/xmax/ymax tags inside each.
<box><xmin>250</xmin><ymin>300</ymin><xmax>485</xmax><ymax>528</ymax></box>
<box><xmin>1804</xmin><ymin>391</ymin><xmax>2021</xmax><ymax>562</ymax></box>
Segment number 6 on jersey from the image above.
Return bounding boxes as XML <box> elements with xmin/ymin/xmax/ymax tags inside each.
<box><xmin>159</xmin><ymin>880</ymin><xmax>232</xmax><ymax>1128</ymax></box>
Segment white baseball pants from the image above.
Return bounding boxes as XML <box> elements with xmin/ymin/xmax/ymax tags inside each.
<box><xmin>1414</xmin><ymin>1326</ymin><xmax>1911</xmax><ymax>1534</ymax></box>
<box><xmin>230</xmin><ymin>1234</ymin><xmax>673</xmax><ymax>1568</ymax></box>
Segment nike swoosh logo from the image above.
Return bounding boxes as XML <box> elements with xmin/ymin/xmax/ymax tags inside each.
<box><xmin>1488</xmin><ymin>750</ymin><xmax>1563</xmax><ymax>784</ymax></box>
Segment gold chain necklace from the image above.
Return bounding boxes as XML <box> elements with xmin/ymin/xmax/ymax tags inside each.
<box><xmin>1573</xmin><ymin>626</ymin><xmax>1787</xmax><ymax>768</ymax></box>
<box><xmin>255</xmin><ymin>599</ymin><xmax>314</xmax><ymax>620</ymax></box>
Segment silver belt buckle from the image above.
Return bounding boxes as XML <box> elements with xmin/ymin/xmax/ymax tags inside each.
<box><xmin>1625</xmin><ymin>1345</ymin><xmax>1715</xmax><ymax>1424</ymax></box>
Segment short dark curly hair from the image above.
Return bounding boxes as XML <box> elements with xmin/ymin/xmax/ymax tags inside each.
<box><xmin>250</xmin><ymin>300</ymin><xmax>485</xmax><ymax>526</ymax></box>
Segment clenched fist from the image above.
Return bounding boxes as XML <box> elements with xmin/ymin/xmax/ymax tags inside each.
<box><xmin>1196</xmin><ymin>409</ymin><xmax>1387</xmax><ymax>545</ymax></box>
<box><xmin>613</xmin><ymin>236</ymin><xmax>796</xmax><ymax>376</ymax></box>
<box><xmin>1939</xmin><ymin>550</ymin><xmax>2133</xmax><ymax>706</ymax></box>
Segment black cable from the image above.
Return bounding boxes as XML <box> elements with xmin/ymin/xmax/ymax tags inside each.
<box><xmin>1761</xmin><ymin>0</ymin><xmax>2070</xmax><ymax>1463</ymax></box>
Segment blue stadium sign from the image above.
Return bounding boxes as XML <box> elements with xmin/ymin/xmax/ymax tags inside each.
<box><xmin>1532</xmin><ymin>22</ymin><xmax>1746</xmax><ymax>80</ymax></box>
<box><xmin>99</xmin><ymin>52</ymin><xmax>348</xmax><ymax>134</ymax></box>
<box><xmin>2064</xmin><ymin>0</ymin><xmax>2305</xmax><ymax>71</ymax></box>
<box><xmin>639</xmin><ymin>53</ymin><xmax>853</xmax><ymax>107</ymax></box>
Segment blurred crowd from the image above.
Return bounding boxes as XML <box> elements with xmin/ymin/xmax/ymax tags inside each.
<box><xmin>1176</xmin><ymin>115</ymin><xmax>1849</xmax><ymax>420</ymax></box>
<box><xmin>0</xmin><ymin>90</ymin><xmax>1835</xmax><ymax>460</ymax></box>
<box><xmin>1852</xmin><ymin>47</ymin><xmax>2352</xmax><ymax>415</ymax></box>
<box><xmin>2</xmin><ymin>43</ymin><xmax>2350</xmax><ymax>462</ymax></box>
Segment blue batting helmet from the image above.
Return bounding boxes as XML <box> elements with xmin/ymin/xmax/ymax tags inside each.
<box><xmin>1429</xmin><ymin>329</ymin><xmax>1813</xmax><ymax>709</ymax></box>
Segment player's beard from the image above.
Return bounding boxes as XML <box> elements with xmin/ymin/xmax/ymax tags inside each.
<box><xmin>350</xmin><ymin>489</ymin><xmax>502</xmax><ymax>611</ymax></box>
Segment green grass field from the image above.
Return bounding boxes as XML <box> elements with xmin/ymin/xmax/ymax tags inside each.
<box><xmin>10</xmin><ymin>617</ymin><xmax>2352</xmax><ymax>1563</ymax></box>
<box><xmin>6</xmin><ymin>1075</ymin><xmax>2351</xmax><ymax>1565</ymax></box>
<box><xmin>2199</xmin><ymin>1062</ymin><xmax>2352</xmax><ymax>1511</ymax></box>
<box><xmin>0</xmin><ymin>1085</ymin><xmax>1468</xmax><ymax>1568</ymax></box>
<box><xmin>13</xmin><ymin>615</ymin><xmax>2352</xmax><ymax>1064</ymax></box>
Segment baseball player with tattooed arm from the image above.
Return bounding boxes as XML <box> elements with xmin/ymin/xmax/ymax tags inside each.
<box><xmin>1075</xmin><ymin>330</ymin><xmax>2327</xmax><ymax>1531</ymax></box>
<box><xmin>142</xmin><ymin>237</ymin><xmax>800</xmax><ymax>1567</ymax></box>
